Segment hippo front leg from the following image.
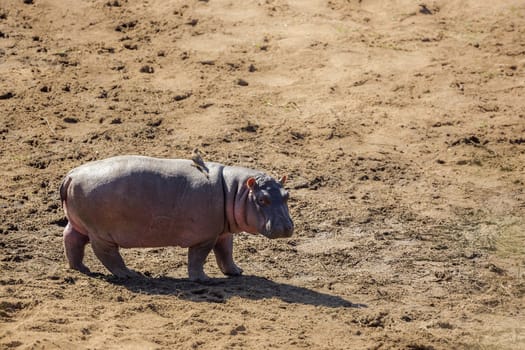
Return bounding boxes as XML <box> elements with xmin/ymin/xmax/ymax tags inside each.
<box><xmin>188</xmin><ymin>238</ymin><xmax>217</xmax><ymax>283</ymax></box>
<box><xmin>213</xmin><ymin>233</ymin><xmax>243</xmax><ymax>277</ymax></box>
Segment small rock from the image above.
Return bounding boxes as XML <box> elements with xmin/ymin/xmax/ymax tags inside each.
<box><xmin>238</xmin><ymin>123</ymin><xmax>258</xmax><ymax>133</ymax></box>
<box><xmin>63</xmin><ymin>117</ymin><xmax>78</xmax><ymax>124</ymax></box>
<box><xmin>174</xmin><ymin>92</ymin><xmax>192</xmax><ymax>101</ymax></box>
<box><xmin>199</xmin><ymin>60</ymin><xmax>215</xmax><ymax>66</ymax></box>
<box><xmin>0</xmin><ymin>92</ymin><xmax>14</xmax><ymax>100</ymax></box>
<box><xmin>237</xmin><ymin>79</ymin><xmax>249</xmax><ymax>86</ymax></box>
<box><xmin>401</xmin><ymin>315</ymin><xmax>412</xmax><ymax>322</ymax></box>
<box><xmin>124</xmin><ymin>43</ymin><xmax>138</xmax><ymax>50</ymax></box>
<box><xmin>7</xmin><ymin>223</ymin><xmax>19</xmax><ymax>231</ymax></box>
<box><xmin>486</xmin><ymin>263</ymin><xmax>505</xmax><ymax>275</ymax></box>
<box><xmin>230</xmin><ymin>325</ymin><xmax>246</xmax><ymax>335</ymax></box>
<box><xmin>419</xmin><ymin>4</ymin><xmax>432</xmax><ymax>15</ymax></box>
<box><xmin>115</xmin><ymin>20</ymin><xmax>137</xmax><ymax>32</ymax></box>
<box><xmin>106</xmin><ymin>0</ymin><xmax>121</xmax><ymax>7</ymax></box>
<box><xmin>186</xmin><ymin>19</ymin><xmax>198</xmax><ymax>26</ymax></box>
<box><xmin>147</xmin><ymin>119</ymin><xmax>162</xmax><ymax>127</ymax></box>
<box><xmin>140</xmin><ymin>65</ymin><xmax>154</xmax><ymax>74</ymax></box>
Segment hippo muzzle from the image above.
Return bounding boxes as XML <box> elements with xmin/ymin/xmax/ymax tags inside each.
<box><xmin>262</xmin><ymin>212</ymin><xmax>294</xmax><ymax>239</ymax></box>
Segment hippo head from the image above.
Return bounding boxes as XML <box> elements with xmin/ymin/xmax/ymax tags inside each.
<box><xmin>245</xmin><ymin>174</ymin><xmax>294</xmax><ymax>239</ymax></box>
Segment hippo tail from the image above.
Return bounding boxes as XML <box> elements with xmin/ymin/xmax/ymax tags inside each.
<box><xmin>59</xmin><ymin>176</ymin><xmax>72</xmax><ymax>206</ymax></box>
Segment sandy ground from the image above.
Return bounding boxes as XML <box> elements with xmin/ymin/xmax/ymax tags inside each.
<box><xmin>1</xmin><ymin>0</ymin><xmax>525</xmax><ymax>349</ymax></box>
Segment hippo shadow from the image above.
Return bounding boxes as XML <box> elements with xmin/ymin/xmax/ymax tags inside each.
<box><xmin>108</xmin><ymin>274</ymin><xmax>366</xmax><ymax>308</ymax></box>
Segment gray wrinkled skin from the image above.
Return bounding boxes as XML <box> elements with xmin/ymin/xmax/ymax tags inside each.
<box><xmin>60</xmin><ymin>155</ymin><xmax>293</xmax><ymax>282</ymax></box>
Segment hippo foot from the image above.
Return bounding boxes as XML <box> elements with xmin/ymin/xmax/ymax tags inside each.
<box><xmin>69</xmin><ymin>263</ymin><xmax>91</xmax><ymax>275</ymax></box>
<box><xmin>188</xmin><ymin>271</ymin><xmax>211</xmax><ymax>284</ymax></box>
<box><xmin>112</xmin><ymin>268</ymin><xmax>141</xmax><ymax>279</ymax></box>
<box><xmin>221</xmin><ymin>264</ymin><xmax>243</xmax><ymax>277</ymax></box>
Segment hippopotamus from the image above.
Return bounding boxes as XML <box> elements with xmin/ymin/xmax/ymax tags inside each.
<box><xmin>59</xmin><ymin>155</ymin><xmax>294</xmax><ymax>282</ymax></box>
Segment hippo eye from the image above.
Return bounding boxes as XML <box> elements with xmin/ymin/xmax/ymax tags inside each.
<box><xmin>258</xmin><ymin>195</ymin><xmax>271</xmax><ymax>206</ymax></box>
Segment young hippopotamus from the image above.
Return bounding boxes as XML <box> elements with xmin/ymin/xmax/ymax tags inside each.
<box><xmin>59</xmin><ymin>155</ymin><xmax>294</xmax><ymax>282</ymax></box>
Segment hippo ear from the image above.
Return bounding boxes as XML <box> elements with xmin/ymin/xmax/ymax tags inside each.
<box><xmin>279</xmin><ymin>175</ymin><xmax>287</xmax><ymax>185</ymax></box>
<box><xmin>246</xmin><ymin>177</ymin><xmax>257</xmax><ymax>190</ymax></box>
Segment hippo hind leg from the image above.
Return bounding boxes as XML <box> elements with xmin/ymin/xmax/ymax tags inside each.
<box><xmin>90</xmin><ymin>238</ymin><xmax>138</xmax><ymax>278</ymax></box>
<box><xmin>63</xmin><ymin>223</ymin><xmax>91</xmax><ymax>274</ymax></box>
<box><xmin>213</xmin><ymin>233</ymin><xmax>243</xmax><ymax>277</ymax></box>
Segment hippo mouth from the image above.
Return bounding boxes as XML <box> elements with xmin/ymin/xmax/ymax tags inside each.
<box><xmin>261</xmin><ymin>219</ymin><xmax>294</xmax><ymax>239</ymax></box>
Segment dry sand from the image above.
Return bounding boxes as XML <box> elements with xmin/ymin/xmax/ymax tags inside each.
<box><xmin>1</xmin><ymin>0</ymin><xmax>524</xmax><ymax>349</ymax></box>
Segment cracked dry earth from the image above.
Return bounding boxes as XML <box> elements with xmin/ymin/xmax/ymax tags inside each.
<box><xmin>1</xmin><ymin>0</ymin><xmax>524</xmax><ymax>349</ymax></box>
